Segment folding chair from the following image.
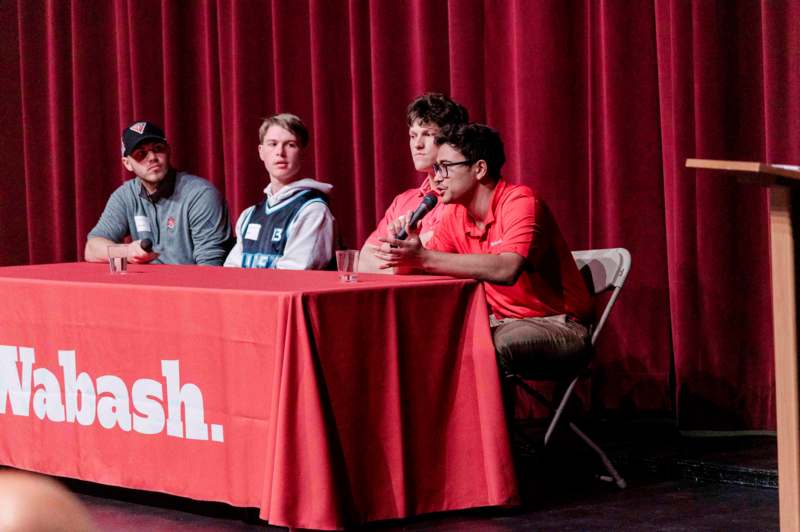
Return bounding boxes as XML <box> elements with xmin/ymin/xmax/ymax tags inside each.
<box><xmin>506</xmin><ymin>247</ymin><xmax>631</xmax><ymax>489</ymax></box>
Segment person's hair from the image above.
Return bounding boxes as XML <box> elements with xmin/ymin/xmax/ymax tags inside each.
<box><xmin>435</xmin><ymin>123</ymin><xmax>506</xmax><ymax>180</ymax></box>
<box><xmin>258</xmin><ymin>113</ymin><xmax>310</xmax><ymax>147</ymax></box>
<box><xmin>406</xmin><ymin>93</ymin><xmax>469</xmax><ymax>128</ymax></box>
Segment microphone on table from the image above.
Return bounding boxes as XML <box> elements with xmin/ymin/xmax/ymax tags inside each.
<box><xmin>140</xmin><ymin>238</ymin><xmax>153</xmax><ymax>252</ymax></box>
<box><xmin>395</xmin><ymin>193</ymin><xmax>438</xmax><ymax>240</ymax></box>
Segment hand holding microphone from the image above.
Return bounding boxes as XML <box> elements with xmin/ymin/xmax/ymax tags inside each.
<box><xmin>394</xmin><ymin>193</ymin><xmax>438</xmax><ymax>240</ymax></box>
<box><xmin>128</xmin><ymin>238</ymin><xmax>158</xmax><ymax>264</ymax></box>
<box><xmin>376</xmin><ymin>193</ymin><xmax>438</xmax><ymax>271</ymax></box>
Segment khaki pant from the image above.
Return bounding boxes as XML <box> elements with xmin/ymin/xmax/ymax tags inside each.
<box><xmin>491</xmin><ymin>314</ymin><xmax>591</xmax><ymax>380</ymax></box>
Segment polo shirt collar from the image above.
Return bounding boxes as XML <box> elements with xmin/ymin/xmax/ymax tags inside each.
<box><xmin>418</xmin><ymin>177</ymin><xmax>434</xmax><ymax>196</ymax></box>
<box><xmin>138</xmin><ymin>169</ymin><xmax>177</xmax><ymax>202</ymax></box>
<box><xmin>464</xmin><ymin>179</ymin><xmax>507</xmax><ymax>238</ymax></box>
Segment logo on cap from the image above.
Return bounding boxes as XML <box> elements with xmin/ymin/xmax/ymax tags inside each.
<box><xmin>121</xmin><ymin>120</ymin><xmax>167</xmax><ymax>157</ymax></box>
<box><xmin>129</xmin><ymin>122</ymin><xmax>147</xmax><ymax>134</ymax></box>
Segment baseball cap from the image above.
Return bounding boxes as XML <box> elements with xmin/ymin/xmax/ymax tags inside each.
<box><xmin>121</xmin><ymin>121</ymin><xmax>167</xmax><ymax>156</ymax></box>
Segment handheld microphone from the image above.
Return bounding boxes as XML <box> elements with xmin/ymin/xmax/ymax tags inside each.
<box><xmin>140</xmin><ymin>238</ymin><xmax>153</xmax><ymax>252</ymax></box>
<box><xmin>396</xmin><ymin>193</ymin><xmax>438</xmax><ymax>240</ymax></box>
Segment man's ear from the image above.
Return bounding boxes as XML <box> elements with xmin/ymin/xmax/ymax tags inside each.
<box><xmin>121</xmin><ymin>157</ymin><xmax>134</xmax><ymax>172</ymax></box>
<box><xmin>474</xmin><ymin>159</ymin><xmax>489</xmax><ymax>182</ymax></box>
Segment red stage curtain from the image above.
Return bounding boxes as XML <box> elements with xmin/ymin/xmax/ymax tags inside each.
<box><xmin>1</xmin><ymin>0</ymin><xmax>798</xmax><ymax>430</ymax></box>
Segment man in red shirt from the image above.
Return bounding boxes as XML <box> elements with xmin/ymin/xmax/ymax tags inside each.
<box><xmin>359</xmin><ymin>93</ymin><xmax>468</xmax><ymax>273</ymax></box>
<box><xmin>376</xmin><ymin>123</ymin><xmax>592</xmax><ymax>378</ymax></box>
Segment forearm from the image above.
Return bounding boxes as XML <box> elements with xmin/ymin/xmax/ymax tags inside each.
<box><xmin>84</xmin><ymin>237</ymin><xmax>117</xmax><ymax>262</ymax></box>
<box><xmin>223</xmin><ymin>241</ymin><xmax>242</xmax><ymax>267</ymax></box>
<box><xmin>420</xmin><ymin>250</ymin><xmax>523</xmax><ymax>285</ymax></box>
<box><xmin>277</xmin><ymin>239</ymin><xmax>332</xmax><ymax>270</ymax></box>
<box><xmin>358</xmin><ymin>242</ymin><xmax>392</xmax><ymax>274</ymax></box>
<box><xmin>86</xmin><ymin>188</ymin><xmax>130</xmax><ymax>262</ymax></box>
<box><xmin>194</xmin><ymin>244</ymin><xmax>228</xmax><ymax>266</ymax></box>
<box><xmin>275</xmin><ymin>205</ymin><xmax>335</xmax><ymax>270</ymax></box>
<box><xmin>191</xmin><ymin>217</ymin><xmax>231</xmax><ymax>265</ymax></box>
<box><xmin>190</xmin><ymin>219</ymin><xmax>231</xmax><ymax>265</ymax></box>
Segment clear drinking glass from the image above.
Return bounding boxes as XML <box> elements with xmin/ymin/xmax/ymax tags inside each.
<box><xmin>335</xmin><ymin>250</ymin><xmax>359</xmax><ymax>282</ymax></box>
<box><xmin>107</xmin><ymin>244</ymin><xmax>129</xmax><ymax>274</ymax></box>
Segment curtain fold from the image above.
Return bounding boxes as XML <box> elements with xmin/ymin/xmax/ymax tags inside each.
<box><xmin>2</xmin><ymin>0</ymin><xmax>798</xmax><ymax>429</ymax></box>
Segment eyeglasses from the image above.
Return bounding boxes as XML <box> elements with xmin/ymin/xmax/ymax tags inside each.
<box><xmin>432</xmin><ymin>160</ymin><xmax>473</xmax><ymax>178</ymax></box>
<box><xmin>129</xmin><ymin>143</ymin><xmax>167</xmax><ymax>162</ymax></box>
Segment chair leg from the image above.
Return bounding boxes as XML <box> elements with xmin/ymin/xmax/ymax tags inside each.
<box><xmin>568</xmin><ymin>421</ymin><xmax>627</xmax><ymax>489</ymax></box>
<box><xmin>508</xmin><ymin>374</ymin><xmax>627</xmax><ymax>489</ymax></box>
<box><xmin>508</xmin><ymin>375</ymin><xmax>576</xmax><ymax>447</ymax></box>
<box><xmin>544</xmin><ymin>377</ymin><xmax>578</xmax><ymax>445</ymax></box>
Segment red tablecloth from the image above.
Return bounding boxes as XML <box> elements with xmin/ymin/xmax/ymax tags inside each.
<box><xmin>0</xmin><ymin>263</ymin><xmax>518</xmax><ymax>529</ymax></box>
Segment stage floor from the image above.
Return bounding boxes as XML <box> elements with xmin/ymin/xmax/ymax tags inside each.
<box><xmin>74</xmin><ymin>477</ymin><xmax>776</xmax><ymax>531</ymax></box>
<box><xmin>55</xmin><ymin>420</ymin><xmax>779</xmax><ymax>530</ymax></box>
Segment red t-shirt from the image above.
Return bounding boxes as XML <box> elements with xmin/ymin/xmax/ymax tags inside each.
<box><xmin>427</xmin><ymin>180</ymin><xmax>592</xmax><ymax>322</ymax></box>
<box><xmin>365</xmin><ymin>179</ymin><xmax>445</xmax><ymax>246</ymax></box>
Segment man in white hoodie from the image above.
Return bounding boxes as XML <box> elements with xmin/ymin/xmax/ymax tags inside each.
<box><xmin>224</xmin><ymin>113</ymin><xmax>335</xmax><ymax>269</ymax></box>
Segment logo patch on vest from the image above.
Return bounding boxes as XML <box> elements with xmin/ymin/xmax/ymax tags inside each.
<box><xmin>167</xmin><ymin>217</ymin><xmax>176</xmax><ymax>231</ymax></box>
<box><xmin>271</xmin><ymin>228</ymin><xmax>283</xmax><ymax>242</ymax></box>
<box><xmin>244</xmin><ymin>223</ymin><xmax>261</xmax><ymax>241</ymax></box>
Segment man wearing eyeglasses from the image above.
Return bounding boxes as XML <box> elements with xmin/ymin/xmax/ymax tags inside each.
<box><xmin>358</xmin><ymin>93</ymin><xmax>468</xmax><ymax>273</ymax></box>
<box><xmin>84</xmin><ymin>121</ymin><xmax>232</xmax><ymax>265</ymax></box>
<box><xmin>376</xmin><ymin>123</ymin><xmax>592</xmax><ymax>378</ymax></box>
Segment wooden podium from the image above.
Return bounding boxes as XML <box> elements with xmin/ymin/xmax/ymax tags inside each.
<box><xmin>687</xmin><ymin>159</ymin><xmax>800</xmax><ymax>530</ymax></box>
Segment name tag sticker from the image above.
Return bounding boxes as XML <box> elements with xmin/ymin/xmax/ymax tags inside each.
<box><xmin>134</xmin><ymin>216</ymin><xmax>152</xmax><ymax>233</ymax></box>
<box><xmin>244</xmin><ymin>223</ymin><xmax>262</xmax><ymax>241</ymax></box>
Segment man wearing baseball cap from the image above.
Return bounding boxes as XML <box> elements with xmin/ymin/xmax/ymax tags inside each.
<box><xmin>84</xmin><ymin>120</ymin><xmax>232</xmax><ymax>265</ymax></box>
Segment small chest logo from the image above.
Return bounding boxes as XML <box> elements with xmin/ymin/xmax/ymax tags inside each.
<box><xmin>271</xmin><ymin>228</ymin><xmax>284</xmax><ymax>242</ymax></box>
<box><xmin>167</xmin><ymin>217</ymin><xmax>176</xmax><ymax>231</ymax></box>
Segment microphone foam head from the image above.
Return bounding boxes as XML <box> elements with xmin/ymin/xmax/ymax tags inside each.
<box><xmin>140</xmin><ymin>238</ymin><xmax>153</xmax><ymax>252</ymax></box>
<box><xmin>422</xmin><ymin>193</ymin><xmax>438</xmax><ymax>209</ymax></box>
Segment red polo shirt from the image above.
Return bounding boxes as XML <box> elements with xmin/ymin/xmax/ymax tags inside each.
<box><xmin>427</xmin><ymin>179</ymin><xmax>592</xmax><ymax>322</ymax></box>
<box><xmin>365</xmin><ymin>179</ymin><xmax>444</xmax><ymax>246</ymax></box>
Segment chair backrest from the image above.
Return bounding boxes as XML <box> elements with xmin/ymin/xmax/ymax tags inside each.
<box><xmin>571</xmin><ymin>248</ymin><xmax>631</xmax><ymax>346</ymax></box>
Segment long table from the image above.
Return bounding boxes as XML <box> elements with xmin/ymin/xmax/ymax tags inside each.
<box><xmin>0</xmin><ymin>263</ymin><xmax>518</xmax><ymax>530</ymax></box>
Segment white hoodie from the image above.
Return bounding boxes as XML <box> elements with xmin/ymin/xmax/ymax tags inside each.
<box><xmin>224</xmin><ymin>178</ymin><xmax>335</xmax><ymax>270</ymax></box>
